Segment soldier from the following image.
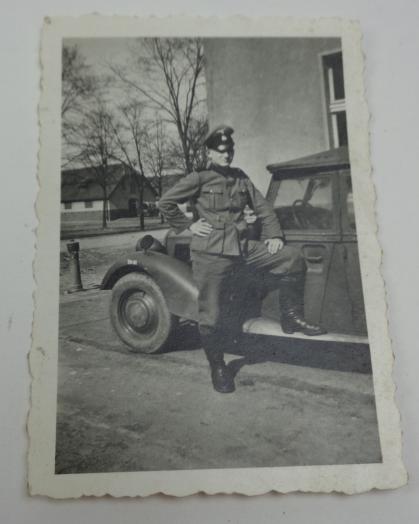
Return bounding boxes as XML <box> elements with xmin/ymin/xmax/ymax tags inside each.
<box><xmin>159</xmin><ymin>125</ymin><xmax>325</xmax><ymax>394</ymax></box>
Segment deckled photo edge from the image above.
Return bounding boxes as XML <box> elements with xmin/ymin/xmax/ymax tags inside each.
<box><xmin>28</xmin><ymin>17</ymin><xmax>61</xmax><ymax>496</ymax></box>
<box><xmin>342</xmin><ymin>24</ymin><xmax>406</xmax><ymax>484</ymax></box>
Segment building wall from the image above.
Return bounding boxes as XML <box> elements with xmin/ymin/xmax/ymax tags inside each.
<box><xmin>204</xmin><ymin>38</ymin><xmax>341</xmax><ymax>193</ymax></box>
<box><xmin>61</xmin><ymin>200</ymin><xmax>105</xmax><ymax>224</ymax></box>
<box><xmin>61</xmin><ymin>210</ymin><xmax>103</xmax><ymax>223</ymax></box>
<box><xmin>60</xmin><ymin>174</ymin><xmax>158</xmax><ymax>224</ymax></box>
<box><xmin>109</xmin><ymin>175</ymin><xmax>157</xmax><ymax>218</ymax></box>
<box><xmin>61</xmin><ymin>200</ymin><xmax>103</xmax><ymax>212</ymax></box>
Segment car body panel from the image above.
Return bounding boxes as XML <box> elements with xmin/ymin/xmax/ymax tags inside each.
<box><xmin>101</xmin><ymin>250</ymin><xmax>199</xmax><ymax>321</ymax></box>
<box><xmin>242</xmin><ymin>317</ymin><xmax>368</xmax><ymax>344</ymax></box>
<box><xmin>266</xmin><ymin>146</ymin><xmax>368</xmax><ymax>336</ymax></box>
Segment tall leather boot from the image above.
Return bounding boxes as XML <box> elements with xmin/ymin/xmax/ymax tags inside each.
<box><xmin>201</xmin><ymin>332</ymin><xmax>235</xmax><ymax>393</ymax></box>
<box><xmin>278</xmin><ymin>272</ymin><xmax>326</xmax><ymax>336</ymax></box>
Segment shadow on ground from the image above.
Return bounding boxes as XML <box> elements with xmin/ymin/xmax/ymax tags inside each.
<box><xmin>170</xmin><ymin>322</ymin><xmax>372</xmax><ymax>376</ymax></box>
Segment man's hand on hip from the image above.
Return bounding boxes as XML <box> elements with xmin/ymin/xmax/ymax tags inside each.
<box><xmin>189</xmin><ymin>218</ymin><xmax>213</xmax><ymax>237</ymax></box>
<box><xmin>264</xmin><ymin>238</ymin><xmax>284</xmax><ymax>254</ymax></box>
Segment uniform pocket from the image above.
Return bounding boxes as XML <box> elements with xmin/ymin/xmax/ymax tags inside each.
<box><xmin>190</xmin><ymin>234</ymin><xmax>209</xmax><ymax>252</ymax></box>
<box><xmin>202</xmin><ymin>188</ymin><xmax>224</xmax><ymax>210</ymax></box>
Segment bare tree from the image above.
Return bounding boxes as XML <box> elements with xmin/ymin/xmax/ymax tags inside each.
<box><xmin>110</xmin><ymin>100</ymin><xmax>157</xmax><ymax>230</ymax></box>
<box><xmin>143</xmin><ymin>118</ymin><xmax>170</xmax><ymax>223</ymax></box>
<box><xmin>62</xmin><ymin>44</ymin><xmax>96</xmax><ymax>118</ymax></box>
<box><xmin>111</xmin><ymin>38</ymin><xmax>207</xmax><ymax>172</ymax></box>
<box><xmin>187</xmin><ymin>115</ymin><xmax>208</xmax><ymax>171</ymax></box>
<box><xmin>144</xmin><ymin>118</ymin><xmax>167</xmax><ymax>196</ymax></box>
<box><xmin>65</xmin><ymin>98</ymin><xmax>120</xmax><ymax>228</ymax></box>
<box><xmin>61</xmin><ymin>44</ymin><xmax>99</xmax><ymax>168</ymax></box>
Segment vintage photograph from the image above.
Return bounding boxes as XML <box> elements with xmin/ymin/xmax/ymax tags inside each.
<box><xmin>29</xmin><ymin>17</ymin><xmax>406</xmax><ymax>497</ymax></box>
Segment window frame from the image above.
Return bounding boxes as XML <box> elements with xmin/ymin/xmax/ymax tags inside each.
<box><xmin>338</xmin><ymin>169</ymin><xmax>357</xmax><ymax>239</ymax></box>
<box><xmin>268</xmin><ymin>171</ymin><xmax>341</xmax><ymax>238</ymax></box>
<box><xmin>320</xmin><ymin>50</ymin><xmax>348</xmax><ymax>149</ymax></box>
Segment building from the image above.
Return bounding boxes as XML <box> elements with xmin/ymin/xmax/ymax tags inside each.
<box><xmin>204</xmin><ymin>38</ymin><xmax>345</xmax><ymax>193</ymax></box>
<box><xmin>61</xmin><ymin>164</ymin><xmax>157</xmax><ymax>225</ymax></box>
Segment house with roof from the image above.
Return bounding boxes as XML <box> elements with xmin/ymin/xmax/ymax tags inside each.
<box><xmin>61</xmin><ymin>163</ymin><xmax>158</xmax><ymax>225</ymax></box>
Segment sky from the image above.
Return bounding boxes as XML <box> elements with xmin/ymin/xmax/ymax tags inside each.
<box><xmin>62</xmin><ymin>37</ymin><xmax>208</xmax><ymax>171</ymax></box>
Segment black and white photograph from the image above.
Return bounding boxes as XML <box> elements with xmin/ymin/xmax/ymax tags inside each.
<box><xmin>29</xmin><ymin>16</ymin><xmax>406</xmax><ymax>497</ymax></box>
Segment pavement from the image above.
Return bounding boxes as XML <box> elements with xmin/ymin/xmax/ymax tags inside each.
<box><xmin>60</xmin><ymin>226</ymin><xmax>169</xmax><ymax>253</ymax></box>
<box><xmin>61</xmin><ymin>216</ymin><xmax>167</xmax><ymax>240</ymax></box>
<box><xmin>56</xmin><ymin>288</ymin><xmax>382</xmax><ymax>474</ymax></box>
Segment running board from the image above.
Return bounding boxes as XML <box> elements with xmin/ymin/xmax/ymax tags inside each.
<box><xmin>242</xmin><ymin>317</ymin><xmax>369</xmax><ymax>345</ymax></box>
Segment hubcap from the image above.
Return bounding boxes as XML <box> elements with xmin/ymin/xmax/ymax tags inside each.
<box><xmin>122</xmin><ymin>291</ymin><xmax>157</xmax><ymax>333</ymax></box>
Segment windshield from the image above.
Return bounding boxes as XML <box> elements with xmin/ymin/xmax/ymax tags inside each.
<box><xmin>272</xmin><ymin>174</ymin><xmax>334</xmax><ymax>230</ymax></box>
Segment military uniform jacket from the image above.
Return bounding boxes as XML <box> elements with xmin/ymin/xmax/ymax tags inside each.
<box><xmin>158</xmin><ymin>165</ymin><xmax>283</xmax><ymax>257</ymax></box>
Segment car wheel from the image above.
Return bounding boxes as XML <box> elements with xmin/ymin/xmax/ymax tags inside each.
<box><xmin>110</xmin><ymin>272</ymin><xmax>177</xmax><ymax>354</ymax></box>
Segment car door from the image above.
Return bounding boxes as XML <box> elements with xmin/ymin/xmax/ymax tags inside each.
<box><xmin>262</xmin><ymin>171</ymin><xmax>345</xmax><ymax>332</ymax></box>
<box><xmin>337</xmin><ymin>171</ymin><xmax>368</xmax><ymax>335</ymax></box>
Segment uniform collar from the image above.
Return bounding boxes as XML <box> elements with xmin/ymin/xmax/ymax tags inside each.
<box><xmin>209</xmin><ymin>163</ymin><xmax>235</xmax><ymax>177</ymax></box>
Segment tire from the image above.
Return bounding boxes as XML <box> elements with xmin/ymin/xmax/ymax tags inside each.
<box><xmin>110</xmin><ymin>272</ymin><xmax>177</xmax><ymax>354</ymax></box>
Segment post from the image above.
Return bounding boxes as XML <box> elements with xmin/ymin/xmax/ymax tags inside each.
<box><xmin>66</xmin><ymin>240</ymin><xmax>83</xmax><ymax>293</ymax></box>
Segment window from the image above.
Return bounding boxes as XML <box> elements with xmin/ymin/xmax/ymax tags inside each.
<box><xmin>64</xmin><ymin>202</ymin><xmax>72</xmax><ymax>210</ymax></box>
<box><xmin>323</xmin><ymin>52</ymin><xmax>348</xmax><ymax>148</ymax></box>
<box><xmin>84</xmin><ymin>201</ymin><xmax>93</xmax><ymax>208</ymax></box>
<box><xmin>273</xmin><ymin>175</ymin><xmax>333</xmax><ymax>230</ymax></box>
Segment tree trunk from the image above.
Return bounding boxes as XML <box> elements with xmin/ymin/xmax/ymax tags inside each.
<box><xmin>136</xmin><ymin>172</ymin><xmax>145</xmax><ymax>231</ymax></box>
<box><xmin>101</xmin><ymin>166</ymin><xmax>108</xmax><ymax>229</ymax></box>
<box><xmin>158</xmin><ymin>177</ymin><xmax>164</xmax><ymax>224</ymax></box>
<box><xmin>181</xmin><ymin>135</ymin><xmax>192</xmax><ymax>173</ymax></box>
<box><xmin>102</xmin><ymin>190</ymin><xmax>108</xmax><ymax>228</ymax></box>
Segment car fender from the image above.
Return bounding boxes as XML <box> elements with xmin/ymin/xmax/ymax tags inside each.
<box><xmin>101</xmin><ymin>251</ymin><xmax>199</xmax><ymax>321</ymax></box>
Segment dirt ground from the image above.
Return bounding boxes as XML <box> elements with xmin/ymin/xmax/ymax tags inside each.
<box><xmin>56</xmin><ymin>288</ymin><xmax>382</xmax><ymax>474</ymax></box>
<box><xmin>57</xmin><ymin>241</ymin><xmax>382</xmax><ymax>473</ymax></box>
<box><xmin>60</xmin><ymin>245</ymin><xmax>129</xmax><ymax>294</ymax></box>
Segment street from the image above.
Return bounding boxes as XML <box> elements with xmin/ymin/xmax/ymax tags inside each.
<box><xmin>59</xmin><ymin>228</ymin><xmax>169</xmax><ymax>293</ymax></box>
<box><xmin>60</xmin><ymin>225</ymin><xmax>169</xmax><ymax>252</ymax></box>
<box><xmin>56</xmin><ymin>287</ymin><xmax>382</xmax><ymax>474</ymax></box>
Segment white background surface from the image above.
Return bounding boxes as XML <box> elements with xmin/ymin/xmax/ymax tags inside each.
<box><xmin>1</xmin><ymin>1</ymin><xmax>418</xmax><ymax>522</ymax></box>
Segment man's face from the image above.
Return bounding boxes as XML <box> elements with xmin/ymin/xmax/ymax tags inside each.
<box><xmin>208</xmin><ymin>147</ymin><xmax>234</xmax><ymax>167</ymax></box>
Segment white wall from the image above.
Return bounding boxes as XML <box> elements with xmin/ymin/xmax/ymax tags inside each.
<box><xmin>61</xmin><ymin>200</ymin><xmax>103</xmax><ymax>212</ymax></box>
<box><xmin>205</xmin><ymin>38</ymin><xmax>340</xmax><ymax>193</ymax></box>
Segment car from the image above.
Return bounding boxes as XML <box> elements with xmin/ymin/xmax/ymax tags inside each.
<box><xmin>142</xmin><ymin>202</ymin><xmax>160</xmax><ymax>218</ymax></box>
<box><xmin>101</xmin><ymin>146</ymin><xmax>369</xmax><ymax>354</ymax></box>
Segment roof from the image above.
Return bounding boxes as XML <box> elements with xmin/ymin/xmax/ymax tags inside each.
<box><xmin>61</xmin><ymin>164</ymin><xmax>157</xmax><ymax>202</ymax></box>
<box><xmin>267</xmin><ymin>146</ymin><xmax>349</xmax><ymax>175</ymax></box>
<box><xmin>61</xmin><ymin>164</ymin><xmax>127</xmax><ymax>202</ymax></box>
<box><xmin>161</xmin><ymin>173</ymin><xmax>185</xmax><ymax>194</ymax></box>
